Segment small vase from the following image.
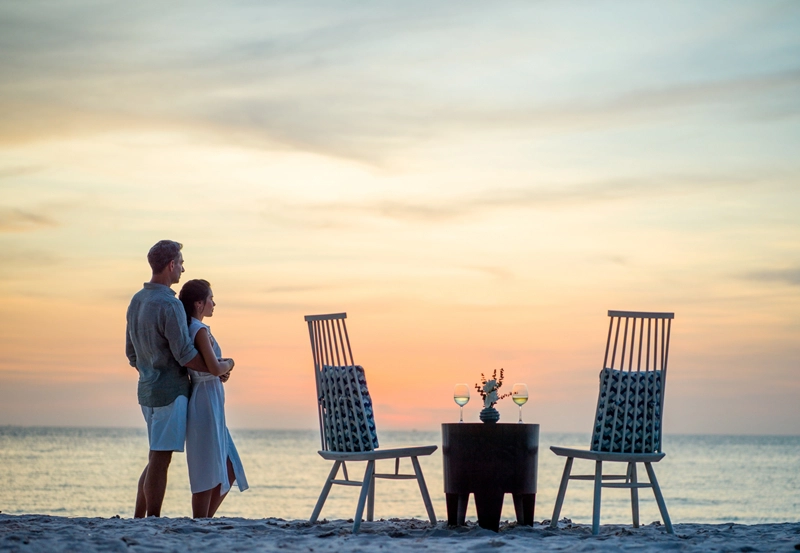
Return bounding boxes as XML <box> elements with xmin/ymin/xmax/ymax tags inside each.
<box><xmin>479</xmin><ymin>406</ymin><xmax>500</xmax><ymax>424</ymax></box>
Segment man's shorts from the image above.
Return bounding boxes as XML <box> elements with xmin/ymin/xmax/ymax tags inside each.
<box><xmin>141</xmin><ymin>395</ymin><xmax>188</xmax><ymax>452</ymax></box>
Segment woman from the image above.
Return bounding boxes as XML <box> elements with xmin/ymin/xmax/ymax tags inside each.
<box><xmin>179</xmin><ymin>279</ymin><xmax>248</xmax><ymax>518</ymax></box>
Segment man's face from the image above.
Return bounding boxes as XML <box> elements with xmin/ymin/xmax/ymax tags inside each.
<box><xmin>170</xmin><ymin>253</ymin><xmax>185</xmax><ymax>284</ymax></box>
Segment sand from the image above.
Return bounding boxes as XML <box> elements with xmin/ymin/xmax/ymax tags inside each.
<box><xmin>2</xmin><ymin>515</ymin><xmax>799</xmax><ymax>552</ymax></box>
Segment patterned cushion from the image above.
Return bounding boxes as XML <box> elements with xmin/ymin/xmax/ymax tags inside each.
<box><xmin>319</xmin><ymin>365</ymin><xmax>379</xmax><ymax>452</ymax></box>
<box><xmin>591</xmin><ymin>368</ymin><xmax>663</xmax><ymax>454</ymax></box>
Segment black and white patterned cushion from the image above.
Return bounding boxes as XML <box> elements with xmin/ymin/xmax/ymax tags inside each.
<box><xmin>319</xmin><ymin>365</ymin><xmax>379</xmax><ymax>452</ymax></box>
<box><xmin>591</xmin><ymin>368</ymin><xmax>663</xmax><ymax>453</ymax></box>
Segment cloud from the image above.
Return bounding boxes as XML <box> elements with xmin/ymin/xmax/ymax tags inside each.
<box><xmin>0</xmin><ymin>246</ymin><xmax>62</xmax><ymax>284</ymax></box>
<box><xmin>252</xmin><ymin>171</ymin><xmax>771</xmax><ymax>234</ymax></box>
<box><xmin>462</xmin><ymin>266</ymin><xmax>515</xmax><ymax>280</ymax></box>
<box><xmin>571</xmin><ymin>69</ymin><xmax>800</xmax><ymax>122</ymax></box>
<box><xmin>282</xmin><ymin>173</ymin><xmax>767</xmax><ymax>224</ymax></box>
<box><xmin>0</xmin><ymin>247</ymin><xmax>60</xmax><ymax>265</ymax></box>
<box><xmin>744</xmin><ymin>267</ymin><xmax>800</xmax><ymax>287</ymax></box>
<box><xmin>263</xmin><ymin>285</ymin><xmax>331</xmax><ymax>294</ymax></box>
<box><xmin>0</xmin><ymin>208</ymin><xmax>57</xmax><ymax>233</ymax></box>
<box><xmin>224</xmin><ymin>299</ymin><xmax>318</xmax><ymax>313</ymax></box>
<box><xmin>1</xmin><ymin>2</ymin><xmax>798</xmax><ymax>164</ymax></box>
<box><xmin>0</xmin><ymin>165</ymin><xmax>42</xmax><ymax>179</ymax></box>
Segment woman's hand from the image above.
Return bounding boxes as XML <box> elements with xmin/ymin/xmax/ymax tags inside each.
<box><xmin>218</xmin><ymin>358</ymin><xmax>234</xmax><ymax>382</ymax></box>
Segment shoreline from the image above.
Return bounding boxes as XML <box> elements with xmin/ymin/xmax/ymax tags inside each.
<box><xmin>2</xmin><ymin>514</ymin><xmax>799</xmax><ymax>552</ymax></box>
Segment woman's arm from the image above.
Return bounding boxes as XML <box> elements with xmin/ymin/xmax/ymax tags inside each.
<box><xmin>193</xmin><ymin>328</ymin><xmax>233</xmax><ymax>377</ymax></box>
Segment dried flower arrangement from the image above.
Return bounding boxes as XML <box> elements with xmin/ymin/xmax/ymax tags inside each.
<box><xmin>474</xmin><ymin>368</ymin><xmax>511</xmax><ymax>409</ymax></box>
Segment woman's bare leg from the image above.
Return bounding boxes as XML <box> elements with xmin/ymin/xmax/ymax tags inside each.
<box><xmin>208</xmin><ymin>458</ymin><xmax>236</xmax><ymax>517</ymax></box>
<box><xmin>192</xmin><ymin>485</ymin><xmax>219</xmax><ymax>519</ymax></box>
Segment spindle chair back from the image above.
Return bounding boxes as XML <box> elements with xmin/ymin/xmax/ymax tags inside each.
<box><xmin>550</xmin><ymin>310</ymin><xmax>675</xmax><ymax>535</ymax></box>
<box><xmin>305</xmin><ymin>313</ymin><xmax>437</xmax><ymax>533</ymax></box>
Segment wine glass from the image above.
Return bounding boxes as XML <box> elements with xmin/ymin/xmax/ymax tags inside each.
<box><xmin>453</xmin><ymin>384</ymin><xmax>470</xmax><ymax>423</ymax></box>
<box><xmin>512</xmin><ymin>383</ymin><xmax>529</xmax><ymax>423</ymax></box>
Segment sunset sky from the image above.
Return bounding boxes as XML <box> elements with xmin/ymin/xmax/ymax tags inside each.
<box><xmin>1</xmin><ymin>1</ymin><xmax>799</xmax><ymax>435</ymax></box>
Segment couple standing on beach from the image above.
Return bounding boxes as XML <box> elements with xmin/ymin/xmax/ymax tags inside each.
<box><xmin>125</xmin><ymin>240</ymin><xmax>248</xmax><ymax>518</ymax></box>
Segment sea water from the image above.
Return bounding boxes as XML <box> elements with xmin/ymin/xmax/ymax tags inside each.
<box><xmin>0</xmin><ymin>427</ymin><xmax>798</xmax><ymax>524</ymax></box>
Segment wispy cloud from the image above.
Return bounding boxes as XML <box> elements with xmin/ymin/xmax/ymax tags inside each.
<box><xmin>462</xmin><ymin>265</ymin><xmax>515</xmax><ymax>280</ymax></box>
<box><xmin>260</xmin><ymin>172</ymin><xmax>769</xmax><ymax>227</ymax></box>
<box><xmin>745</xmin><ymin>267</ymin><xmax>800</xmax><ymax>287</ymax></box>
<box><xmin>224</xmin><ymin>299</ymin><xmax>318</xmax><ymax>313</ymax></box>
<box><xmin>1</xmin><ymin>2</ymin><xmax>798</xmax><ymax>164</ymax></box>
<box><xmin>0</xmin><ymin>246</ymin><xmax>62</xmax><ymax>284</ymax></box>
<box><xmin>0</xmin><ymin>208</ymin><xmax>57</xmax><ymax>233</ymax></box>
<box><xmin>0</xmin><ymin>247</ymin><xmax>60</xmax><ymax>265</ymax></box>
<box><xmin>569</xmin><ymin>69</ymin><xmax>800</xmax><ymax>122</ymax></box>
<box><xmin>0</xmin><ymin>165</ymin><xmax>42</xmax><ymax>179</ymax></box>
<box><xmin>263</xmin><ymin>285</ymin><xmax>330</xmax><ymax>294</ymax></box>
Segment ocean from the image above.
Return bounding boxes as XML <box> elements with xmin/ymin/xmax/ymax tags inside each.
<box><xmin>0</xmin><ymin>427</ymin><xmax>798</xmax><ymax>525</ymax></box>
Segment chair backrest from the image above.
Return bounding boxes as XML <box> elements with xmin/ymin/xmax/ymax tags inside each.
<box><xmin>591</xmin><ymin>310</ymin><xmax>674</xmax><ymax>454</ymax></box>
<box><xmin>305</xmin><ymin>313</ymin><xmax>379</xmax><ymax>453</ymax></box>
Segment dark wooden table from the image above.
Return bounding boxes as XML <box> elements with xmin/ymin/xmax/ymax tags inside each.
<box><xmin>442</xmin><ymin>422</ymin><xmax>539</xmax><ymax>531</ymax></box>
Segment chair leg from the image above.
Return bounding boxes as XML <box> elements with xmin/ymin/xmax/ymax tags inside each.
<box><xmin>411</xmin><ymin>456</ymin><xmax>437</xmax><ymax>524</ymax></box>
<box><xmin>644</xmin><ymin>462</ymin><xmax>673</xmax><ymax>535</ymax></box>
<box><xmin>629</xmin><ymin>462</ymin><xmax>639</xmax><ymax>528</ymax></box>
<box><xmin>592</xmin><ymin>460</ymin><xmax>602</xmax><ymax>535</ymax></box>
<box><xmin>550</xmin><ymin>456</ymin><xmax>573</xmax><ymax>528</ymax></box>
<box><xmin>352</xmin><ymin>460</ymin><xmax>375</xmax><ymax>534</ymax></box>
<box><xmin>367</xmin><ymin>468</ymin><xmax>375</xmax><ymax>522</ymax></box>
<box><xmin>311</xmin><ymin>460</ymin><xmax>341</xmax><ymax>523</ymax></box>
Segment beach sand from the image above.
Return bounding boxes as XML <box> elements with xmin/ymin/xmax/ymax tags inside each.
<box><xmin>1</xmin><ymin>514</ymin><xmax>799</xmax><ymax>552</ymax></box>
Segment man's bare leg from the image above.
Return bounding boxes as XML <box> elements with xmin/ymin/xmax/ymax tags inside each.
<box><xmin>208</xmin><ymin>458</ymin><xmax>236</xmax><ymax>517</ymax></box>
<box><xmin>134</xmin><ymin>465</ymin><xmax>148</xmax><ymax>518</ymax></box>
<box><xmin>143</xmin><ymin>450</ymin><xmax>173</xmax><ymax>517</ymax></box>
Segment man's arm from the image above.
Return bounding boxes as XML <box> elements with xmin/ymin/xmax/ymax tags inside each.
<box><xmin>184</xmin><ymin>352</ymin><xmax>209</xmax><ymax>372</ymax></box>
<box><xmin>165</xmin><ymin>303</ymin><xmax>211</xmax><ymax>372</ymax></box>
<box><xmin>125</xmin><ymin>313</ymin><xmax>138</xmax><ymax>369</ymax></box>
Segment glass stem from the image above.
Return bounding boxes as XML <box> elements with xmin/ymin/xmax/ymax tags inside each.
<box><xmin>518</xmin><ymin>406</ymin><xmax>523</xmax><ymax>423</ymax></box>
<box><xmin>459</xmin><ymin>406</ymin><xmax>464</xmax><ymax>423</ymax></box>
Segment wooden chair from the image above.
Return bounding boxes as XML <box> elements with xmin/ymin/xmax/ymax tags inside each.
<box><xmin>305</xmin><ymin>313</ymin><xmax>437</xmax><ymax>533</ymax></box>
<box><xmin>549</xmin><ymin>310</ymin><xmax>675</xmax><ymax>535</ymax></box>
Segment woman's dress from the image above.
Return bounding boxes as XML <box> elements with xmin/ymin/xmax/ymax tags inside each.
<box><xmin>186</xmin><ymin>318</ymin><xmax>248</xmax><ymax>495</ymax></box>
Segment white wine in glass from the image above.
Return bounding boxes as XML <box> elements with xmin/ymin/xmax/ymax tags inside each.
<box><xmin>453</xmin><ymin>384</ymin><xmax>470</xmax><ymax>423</ymax></box>
<box><xmin>512</xmin><ymin>383</ymin><xmax>529</xmax><ymax>423</ymax></box>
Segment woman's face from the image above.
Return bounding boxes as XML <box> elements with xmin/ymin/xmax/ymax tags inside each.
<box><xmin>198</xmin><ymin>290</ymin><xmax>215</xmax><ymax>318</ymax></box>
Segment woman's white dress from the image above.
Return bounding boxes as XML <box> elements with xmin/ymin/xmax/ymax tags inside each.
<box><xmin>186</xmin><ymin>318</ymin><xmax>248</xmax><ymax>495</ymax></box>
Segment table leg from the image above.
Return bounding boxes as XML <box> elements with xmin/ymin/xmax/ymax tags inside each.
<box><xmin>458</xmin><ymin>493</ymin><xmax>469</xmax><ymax>525</ymax></box>
<box><xmin>474</xmin><ymin>491</ymin><xmax>504</xmax><ymax>532</ymax></box>
<box><xmin>446</xmin><ymin>493</ymin><xmax>469</xmax><ymax>526</ymax></box>
<box><xmin>512</xmin><ymin>493</ymin><xmax>536</xmax><ymax>526</ymax></box>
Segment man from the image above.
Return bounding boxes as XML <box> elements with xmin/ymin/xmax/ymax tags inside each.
<box><xmin>126</xmin><ymin>240</ymin><xmax>218</xmax><ymax>517</ymax></box>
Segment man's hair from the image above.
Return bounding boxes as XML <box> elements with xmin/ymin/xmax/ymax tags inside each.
<box><xmin>147</xmin><ymin>240</ymin><xmax>183</xmax><ymax>273</ymax></box>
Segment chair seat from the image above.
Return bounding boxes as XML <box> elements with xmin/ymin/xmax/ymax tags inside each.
<box><xmin>550</xmin><ymin>446</ymin><xmax>665</xmax><ymax>463</ymax></box>
<box><xmin>319</xmin><ymin>445</ymin><xmax>437</xmax><ymax>462</ymax></box>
